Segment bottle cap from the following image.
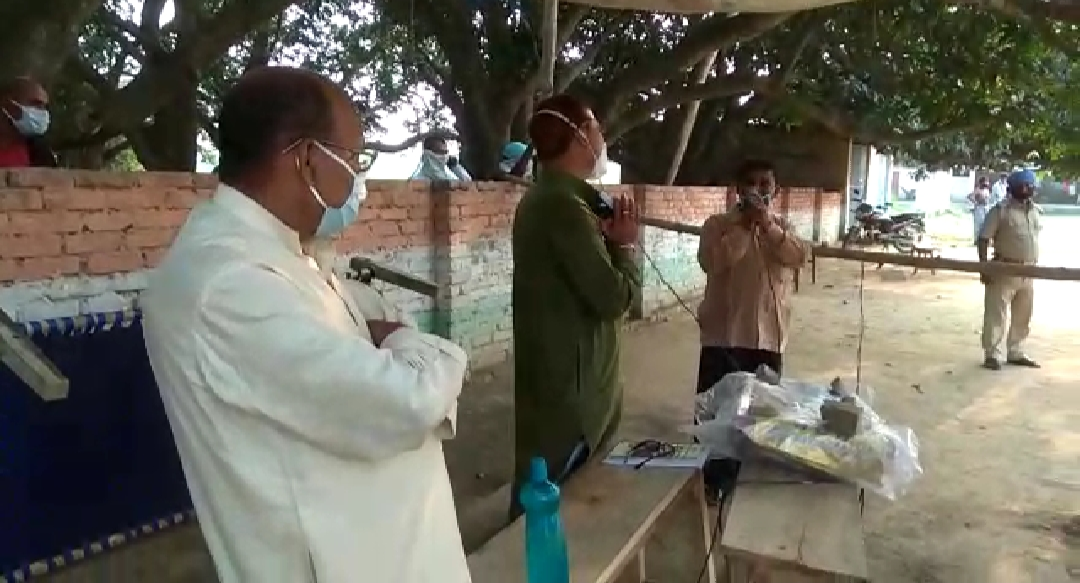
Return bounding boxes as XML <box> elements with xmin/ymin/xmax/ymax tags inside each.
<box><xmin>529</xmin><ymin>457</ymin><xmax>548</xmax><ymax>482</ymax></box>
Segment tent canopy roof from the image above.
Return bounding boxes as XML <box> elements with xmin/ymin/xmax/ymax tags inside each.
<box><xmin>563</xmin><ymin>0</ymin><xmax>856</xmax><ymax>13</ymax></box>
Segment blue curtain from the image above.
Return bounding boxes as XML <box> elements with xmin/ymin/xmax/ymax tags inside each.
<box><xmin>0</xmin><ymin>314</ymin><xmax>192</xmax><ymax>576</ymax></box>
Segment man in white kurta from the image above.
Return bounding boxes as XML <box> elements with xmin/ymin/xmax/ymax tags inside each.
<box><xmin>141</xmin><ymin>66</ymin><xmax>471</xmax><ymax>583</ymax></box>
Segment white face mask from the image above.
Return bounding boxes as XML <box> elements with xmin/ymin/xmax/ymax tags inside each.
<box><xmin>590</xmin><ymin>142</ymin><xmax>609</xmax><ymax>180</ymax></box>
<box><xmin>4</xmin><ymin>100</ymin><xmax>49</xmax><ymax>136</ymax></box>
<box><xmin>423</xmin><ymin>149</ymin><xmax>449</xmax><ymax>166</ymax></box>
<box><xmin>305</xmin><ymin>142</ymin><xmax>367</xmax><ymax>238</ymax></box>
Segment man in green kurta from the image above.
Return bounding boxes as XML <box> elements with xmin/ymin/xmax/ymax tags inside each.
<box><xmin>510</xmin><ymin>94</ymin><xmax>641</xmax><ymax>516</ymax></box>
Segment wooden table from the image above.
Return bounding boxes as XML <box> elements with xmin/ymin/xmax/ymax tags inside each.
<box><xmin>468</xmin><ymin>463</ymin><xmax>716</xmax><ymax>583</ymax></box>
<box><xmin>719</xmin><ymin>463</ymin><xmax>869</xmax><ymax>583</ymax></box>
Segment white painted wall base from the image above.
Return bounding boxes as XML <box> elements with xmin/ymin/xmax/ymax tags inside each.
<box><xmin>0</xmin><ymin>271</ymin><xmax>150</xmax><ymax>322</ymax></box>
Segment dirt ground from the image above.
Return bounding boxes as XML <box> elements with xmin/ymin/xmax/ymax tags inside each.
<box><xmin>446</xmin><ymin>257</ymin><xmax>1080</xmax><ymax>583</ymax></box>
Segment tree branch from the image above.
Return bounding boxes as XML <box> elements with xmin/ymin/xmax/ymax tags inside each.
<box><xmin>607</xmin><ymin>74</ymin><xmax>777</xmax><ymax>140</ymax></box>
<box><xmin>554</xmin><ymin>37</ymin><xmax>603</xmax><ymax>93</ymax></box>
<box><xmin>778</xmin><ymin>94</ymin><xmax>994</xmax><ymax>145</ymax></box>
<box><xmin>90</xmin><ymin>0</ymin><xmax>302</xmax><ymax>135</ymax></box>
<box><xmin>599</xmin><ymin>12</ymin><xmax>791</xmax><ymax>125</ymax></box>
<box><xmin>368</xmin><ymin>130</ymin><xmax>460</xmax><ymax>153</ymax></box>
<box><xmin>512</xmin><ymin>4</ymin><xmax>591</xmax><ymax>104</ymax></box>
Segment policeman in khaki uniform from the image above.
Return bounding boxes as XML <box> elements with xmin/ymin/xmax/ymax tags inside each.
<box><xmin>977</xmin><ymin>169</ymin><xmax>1041</xmax><ymax>370</ymax></box>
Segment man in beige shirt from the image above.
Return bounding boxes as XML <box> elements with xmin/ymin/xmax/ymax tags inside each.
<box><xmin>695</xmin><ymin>159</ymin><xmax>809</xmax><ymax>495</ymax></box>
<box><xmin>978</xmin><ymin>169</ymin><xmax>1041</xmax><ymax>370</ymax></box>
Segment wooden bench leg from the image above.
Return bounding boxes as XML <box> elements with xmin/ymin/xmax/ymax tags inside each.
<box><xmin>639</xmin><ymin>475</ymin><xmax>717</xmax><ymax>583</ymax></box>
<box><xmin>613</xmin><ymin>551</ymin><xmax>646</xmax><ymax>583</ymax></box>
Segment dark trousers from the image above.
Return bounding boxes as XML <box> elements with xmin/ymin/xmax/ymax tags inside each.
<box><xmin>696</xmin><ymin>346</ymin><xmax>783</xmax><ymax>493</ymax></box>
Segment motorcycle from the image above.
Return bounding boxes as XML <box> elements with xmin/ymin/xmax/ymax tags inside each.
<box><xmin>842</xmin><ymin>200</ymin><xmax>926</xmax><ymax>253</ymax></box>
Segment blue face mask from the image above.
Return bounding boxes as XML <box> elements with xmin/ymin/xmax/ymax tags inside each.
<box><xmin>4</xmin><ymin>101</ymin><xmax>49</xmax><ymax>136</ymax></box>
<box><xmin>307</xmin><ymin>142</ymin><xmax>367</xmax><ymax>238</ymax></box>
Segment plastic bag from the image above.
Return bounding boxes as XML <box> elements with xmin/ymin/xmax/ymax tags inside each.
<box><xmin>684</xmin><ymin>367</ymin><xmax>922</xmax><ymax>500</ymax></box>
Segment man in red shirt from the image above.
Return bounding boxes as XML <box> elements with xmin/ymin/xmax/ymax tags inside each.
<box><xmin>0</xmin><ymin>77</ymin><xmax>57</xmax><ymax>168</ymax></box>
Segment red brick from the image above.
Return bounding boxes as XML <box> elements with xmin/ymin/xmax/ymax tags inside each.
<box><xmin>386</xmin><ymin>189</ymin><xmax>430</xmax><ymax>208</ymax></box>
<box><xmin>82</xmin><ymin>211</ymin><xmax>137</xmax><ymax>232</ymax></box>
<box><xmin>0</xmin><ymin>258</ymin><xmax>16</xmax><ymax>281</ymax></box>
<box><xmin>193</xmin><ymin>173</ymin><xmax>218</xmax><ymax>189</ymax></box>
<box><xmin>7</xmin><ymin>256</ymin><xmax>82</xmax><ymax>281</ymax></box>
<box><xmin>5</xmin><ymin>210</ymin><xmax>84</xmax><ymax>234</ymax></box>
<box><xmin>164</xmin><ymin>188</ymin><xmax>201</xmax><ymax>209</ymax></box>
<box><xmin>370</xmin><ymin>221</ymin><xmax>402</xmax><ymax>238</ymax></box>
<box><xmin>86</xmin><ymin>250</ymin><xmax>144</xmax><ymax>275</ymax></box>
<box><xmin>138</xmin><ymin>172</ymin><xmax>195</xmax><ymax>188</ymax></box>
<box><xmin>400</xmin><ymin>220</ymin><xmax>427</xmax><ymax>235</ymax></box>
<box><xmin>64</xmin><ymin>232</ymin><xmax>125</xmax><ymax>254</ymax></box>
<box><xmin>132</xmin><ymin>208</ymin><xmax>188</xmax><ymax>228</ymax></box>
<box><xmin>143</xmin><ymin>247</ymin><xmax>169</xmax><ymax>267</ymax></box>
<box><xmin>7</xmin><ymin>169</ymin><xmax>75</xmax><ymax>188</ymax></box>
<box><xmin>408</xmin><ymin>205</ymin><xmax>431</xmax><ymax>220</ymax></box>
<box><xmin>43</xmin><ymin>187</ymin><xmax>109</xmax><ymax>210</ymax></box>
<box><xmin>0</xmin><ymin>233</ymin><xmax>62</xmax><ymax>258</ymax></box>
<box><xmin>106</xmin><ymin>187</ymin><xmax>169</xmax><ymax>209</ymax></box>
<box><xmin>0</xmin><ymin>188</ymin><xmax>44</xmax><ymax>211</ymax></box>
<box><xmin>125</xmin><ymin>227</ymin><xmax>177</xmax><ymax>249</ymax></box>
<box><xmin>72</xmin><ymin>171</ymin><xmax>140</xmax><ymax>188</ymax></box>
<box><xmin>376</xmin><ymin>207</ymin><xmax>409</xmax><ymax>220</ymax></box>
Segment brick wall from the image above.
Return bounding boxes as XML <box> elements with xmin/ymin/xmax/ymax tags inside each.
<box><xmin>0</xmin><ymin>169</ymin><xmax>844</xmax><ymax>366</ymax></box>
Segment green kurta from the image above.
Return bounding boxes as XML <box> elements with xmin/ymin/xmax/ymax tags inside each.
<box><xmin>510</xmin><ymin>168</ymin><xmax>642</xmax><ymax>500</ymax></box>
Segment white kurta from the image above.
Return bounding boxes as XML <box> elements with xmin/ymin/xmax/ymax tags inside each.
<box><xmin>142</xmin><ymin>185</ymin><xmax>471</xmax><ymax>583</ymax></box>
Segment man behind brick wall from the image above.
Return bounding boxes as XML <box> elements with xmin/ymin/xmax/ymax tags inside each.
<box><xmin>694</xmin><ymin>158</ymin><xmax>810</xmax><ymax>501</ymax></box>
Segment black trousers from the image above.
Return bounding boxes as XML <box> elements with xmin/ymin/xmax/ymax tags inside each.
<box><xmin>696</xmin><ymin>346</ymin><xmax>783</xmax><ymax>493</ymax></box>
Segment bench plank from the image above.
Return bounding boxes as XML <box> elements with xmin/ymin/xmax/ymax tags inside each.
<box><xmin>467</xmin><ymin>464</ymin><xmax>699</xmax><ymax>583</ymax></box>
<box><xmin>720</xmin><ymin>463</ymin><xmax>869</xmax><ymax>582</ymax></box>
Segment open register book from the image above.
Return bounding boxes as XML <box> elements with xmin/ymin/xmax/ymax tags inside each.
<box><xmin>602</xmin><ymin>440</ymin><xmax>710</xmax><ymax>469</ymax></box>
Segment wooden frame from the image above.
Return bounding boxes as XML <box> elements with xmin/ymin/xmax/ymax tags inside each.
<box><xmin>467</xmin><ymin>463</ymin><xmax>716</xmax><ymax>583</ymax></box>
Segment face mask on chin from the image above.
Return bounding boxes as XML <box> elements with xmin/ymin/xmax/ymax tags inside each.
<box><xmin>303</xmin><ymin>142</ymin><xmax>368</xmax><ymax>238</ymax></box>
<box><xmin>3</xmin><ymin>100</ymin><xmax>49</xmax><ymax>137</ymax></box>
<box><xmin>423</xmin><ymin>149</ymin><xmax>449</xmax><ymax>166</ymax></box>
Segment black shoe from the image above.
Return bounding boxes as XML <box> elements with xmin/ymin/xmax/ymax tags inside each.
<box><xmin>983</xmin><ymin>357</ymin><xmax>1002</xmax><ymax>370</ymax></box>
<box><xmin>1006</xmin><ymin>356</ymin><xmax>1040</xmax><ymax>368</ymax></box>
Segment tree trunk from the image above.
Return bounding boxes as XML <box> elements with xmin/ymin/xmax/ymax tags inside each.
<box><xmin>664</xmin><ymin>50</ymin><xmax>719</xmax><ymax>185</ymax></box>
<box><xmin>137</xmin><ymin>79</ymin><xmax>200</xmax><ymax>171</ymax></box>
<box><xmin>0</xmin><ymin>0</ymin><xmax>104</xmax><ymax>83</ymax></box>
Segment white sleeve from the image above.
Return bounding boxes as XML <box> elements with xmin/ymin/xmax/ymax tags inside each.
<box><xmin>336</xmin><ymin>278</ymin><xmax>419</xmax><ymax>328</ymax></box>
<box><xmin>195</xmin><ymin>263</ymin><xmax>466</xmax><ymax>461</ymax></box>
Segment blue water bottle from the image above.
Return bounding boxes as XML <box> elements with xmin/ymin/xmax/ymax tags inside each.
<box><xmin>520</xmin><ymin>457</ymin><xmax>570</xmax><ymax>583</ymax></box>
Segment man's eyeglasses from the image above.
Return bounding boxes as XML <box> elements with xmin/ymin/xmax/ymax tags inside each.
<box><xmin>625</xmin><ymin>439</ymin><xmax>676</xmax><ymax>470</ymax></box>
<box><xmin>284</xmin><ymin>138</ymin><xmax>378</xmax><ymax>173</ymax></box>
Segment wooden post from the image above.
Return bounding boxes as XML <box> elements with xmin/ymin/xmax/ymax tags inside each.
<box><xmin>0</xmin><ymin>308</ymin><xmax>68</xmax><ymax>401</ymax></box>
<box><xmin>639</xmin><ymin>215</ymin><xmax>1080</xmax><ymax>281</ymax></box>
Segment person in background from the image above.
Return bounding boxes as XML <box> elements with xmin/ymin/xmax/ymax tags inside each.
<box><xmin>968</xmin><ymin>176</ymin><xmax>992</xmax><ymax>243</ymax></box>
<box><xmin>990</xmin><ymin>173</ymin><xmax>1008</xmax><ymax>206</ymax></box>
<box><xmin>978</xmin><ymin>169</ymin><xmax>1041</xmax><ymax>371</ymax></box>
<box><xmin>695</xmin><ymin>159</ymin><xmax>809</xmax><ymax>498</ymax></box>
<box><xmin>0</xmin><ymin>77</ymin><xmax>56</xmax><ymax>168</ymax></box>
<box><xmin>499</xmin><ymin>141</ymin><xmax>532</xmax><ymax>178</ymax></box>
<box><xmin>412</xmin><ymin>136</ymin><xmax>471</xmax><ymax>181</ymax></box>
<box><xmin>510</xmin><ymin>94</ymin><xmax>640</xmax><ymax>517</ymax></box>
<box><xmin>141</xmin><ymin>66</ymin><xmax>470</xmax><ymax>583</ymax></box>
